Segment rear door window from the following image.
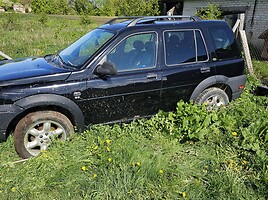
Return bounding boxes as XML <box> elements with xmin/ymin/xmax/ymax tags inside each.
<box><xmin>164</xmin><ymin>30</ymin><xmax>208</xmax><ymax>66</ymax></box>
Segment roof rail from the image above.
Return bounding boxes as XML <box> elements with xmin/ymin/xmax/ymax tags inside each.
<box><xmin>127</xmin><ymin>15</ymin><xmax>201</xmax><ymax>27</ymax></box>
<box><xmin>106</xmin><ymin>15</ymin><xmax>201</xmax><ymax>27</ymax></box>
<box><xmin>105</xmin><ymin>16</ymin><xmax>141</xmax><ymax>25</ymax></box>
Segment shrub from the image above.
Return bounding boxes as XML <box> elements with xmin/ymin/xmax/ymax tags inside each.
<box><xmin>196</xmin><ymin>2</ymin><xmax>222</xmax><ymax>20</ymax></box>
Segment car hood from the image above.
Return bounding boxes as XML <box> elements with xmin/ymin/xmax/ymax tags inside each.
<box><xmin>0</xmin><ymin>57</ymin><xmax>72</xmax><ymax>83</ymax></box>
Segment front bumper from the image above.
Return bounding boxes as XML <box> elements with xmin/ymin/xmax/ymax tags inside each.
<box><xmin>0</xmin><ymin>104</ymin><xmax>23</xmax><ymax>141</ymax></box>
<box><xmin>227</xmin><ymin>74</ymin><xmax>246</xmax><ymax>100</ymax></box>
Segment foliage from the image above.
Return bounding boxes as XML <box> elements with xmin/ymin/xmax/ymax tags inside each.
<box><xmin>115</xmin><ymin>0</ymin><xmax>160</xmax><ymax>16</ymax></box>
<box><xmin>29</xmin><ymin>0</ymin><xmax>160</xmax><ymax>16</ymax></box>
<box><xmin>0</xmin><ymin>14</ymin><xmax>268</xmax><ymax>199</ymax></box>
<box><xmin>79</xmin><ymin>13</ymin><xmax>94</xmax><ymax>26</ymax></box>
<box><xmin>31</xmin><ymin>0</ymin><xmax>69</xmax><ymax>14</ymax></box>
<box><xmin>74</xmin><ymin>0</ymin><xmax>95</xmax><ymax>15</ymax></box>
<box><xmin>196</xmin><ymin>2</ymin><xmax>222</xmax><ymax>20</ymax></box>
<box><xmin>95</xmin><ymin>0</ymin><xmax>116</xmax><ymax>16</ymax></box>
<box><xmin>253</xmin><ymin>60</ymin><xmax>268</xmax><ymax>85</ymax></box>
<box><xmin>38</xmin><ymin>12</ymin><xmax>48</xmax><ymax>26</ymax></box>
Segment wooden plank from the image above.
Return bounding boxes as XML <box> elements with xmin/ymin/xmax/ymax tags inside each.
<box><xmin>239</xmin><ymin>30</ymin><xmax>254</xmax><ymax>75</ymax></box>
<box><xmin>239</xmin><ymin>13</ymin><xmax>245</xmax><ymax>31</ymax></box>
<box><xmin>232</xmin><ymin>19</ymin><xmax>241</xmax><ymax>33</ymax></box>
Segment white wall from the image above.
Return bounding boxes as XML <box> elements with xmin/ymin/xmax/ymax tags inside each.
<box><xmin>182</xmin><ymin>0</ymin><xmax>268</xmax><ymax>50</ymax></box>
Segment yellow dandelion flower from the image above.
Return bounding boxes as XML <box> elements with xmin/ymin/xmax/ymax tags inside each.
<box><xmin>181</xmin><ymin>192</ymin><xmax>187</xmax><ymax>197</ymax></box>
<box><xmin>93</xmin><ymin>173</ymin><xmax>97</xmax><ymax>178</ymax></box>
<box><xmin>129</xmin><ymin>190</ymin><xmax>133</xmax><ymax>194</ymax></box>
<box><xmin>136</xmin><ymin>161</ymin><xmax>141</xmax><ymax>166</ymax></box>
<box><xmin>242</xmin><ymin>160</ymin><xmax>248</xmax><ymax>165</ymax></box>
<box><xmin>232</xmin><ymin>131</ymin><xmax>238</xmax><ymax>137</ymax></box>
<box><xmin>108</xmin><ymin>157</ymin><xmax>112</xmax><ymax>162</ymax></box>
<box><xmin>159</xmin><ymin>169</ymin><xmax>164</xmax><ymax>174</ymax></box>
<box><xmin>107</xmin><ymin>147</ymin><xmax>111</xmax><ymax>152</ymax></box>
<box><xmin>11</xmin><ymin>187</ymin><xmax>16</xmax><ymax>192</ymax></box>
<box><xmin>81</xmin><ymin>166</ymin><xmax>87</xmax><ymax>171</ymax></box>
<box><xmin>106</xmin><ymin>139</ymin><xmax>111</xmax><ymax>144</ymax></box>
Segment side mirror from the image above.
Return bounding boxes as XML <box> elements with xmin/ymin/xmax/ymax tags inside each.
<box><xmin>95</xmin><ymin>61</ymin><xmax>117</xmax><ymax>76</ymax></box>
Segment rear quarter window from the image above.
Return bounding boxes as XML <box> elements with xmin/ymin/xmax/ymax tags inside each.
<box><xmin>209</xmin><ymin>25</ymin><xmax>241</xmax><ymax>60</ymax></box>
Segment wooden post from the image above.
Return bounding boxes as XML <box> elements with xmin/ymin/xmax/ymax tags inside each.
<box><xmin>239</xmin><ymin>30</ymin><xmax>254</xmax><ymax>75</ymax></box>
<box><xmin>0</xmin><ymin>51</ymin><xmax>12</xmax><ymax>60</ymax></box>
<box><xmin>237</xmin><ymin>13</ymin><xmax>254</xmax><ymax>75</ymax></box>
<box><xmin>239</xmin><ymin>13</ymin><xmax>245</xmax><ymax>30</ymax></box>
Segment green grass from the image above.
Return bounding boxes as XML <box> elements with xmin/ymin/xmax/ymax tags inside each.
<box><xmin>0</xmin><ymin>13</ymin><xmax>111</xmax><ymax>59</ymax></box>
<box><xmin>1</xmin><ymin>92</ymin><xmax>267</xmax><ymax>199</ymax></box>
<box><xmin>253</xmin><ymin>60</ymin><xmax>268</xmax><ymax>85</ymax></box>
<box><xmin>0</xmin><ymin>13</ymin><xmax>268</xmax><ymax>199</ymax></box>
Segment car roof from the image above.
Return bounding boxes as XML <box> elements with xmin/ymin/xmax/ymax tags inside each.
<box><xmin>99</xmin><ymin>15</ymin><xmax>227</xmax><ymax>32</ymax></box>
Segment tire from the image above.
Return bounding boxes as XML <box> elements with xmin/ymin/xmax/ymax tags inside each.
<box><xmin>195</xmin><ymin>87</ymin><xmax>229</xmax><ymax>111</ymax></box>
<box><xmin>14</xmin><ymin>111</ymin><xmax>74</xmax><ymax>158</ymax></box>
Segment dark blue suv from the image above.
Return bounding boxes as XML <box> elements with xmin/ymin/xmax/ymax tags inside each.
<box><xmin>0</xmin><ymin>16</ymin><xmax>246</xmax><ymax>158</ymax></box>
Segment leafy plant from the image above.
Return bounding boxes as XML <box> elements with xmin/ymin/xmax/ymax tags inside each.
<box><xmin>196</xmin><ymin>2</ymin><xmax>222</xmax><ymax>20</ymax></box>
<box><xmin>38</xmin><ymin>13</ymin><xmax>48</xmax><ymax>26</ymax></box>
<box><xmin>80</xmin><ymin>13</ymin><xmax>94</xmax><ymax>26</ymax></box>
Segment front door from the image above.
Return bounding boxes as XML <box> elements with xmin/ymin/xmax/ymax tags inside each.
<box><xmin>82</xmin><ymin>32</ymin><xmax>162</xmax><ymax>124</ymax></box>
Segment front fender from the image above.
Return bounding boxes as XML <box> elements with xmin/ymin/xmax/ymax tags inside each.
<box><xmin>14</xmin><ymin>94</ymin><xmax>85</xmax><ymax>132</ymax></box>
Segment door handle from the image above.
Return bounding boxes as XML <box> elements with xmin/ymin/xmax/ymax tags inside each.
<box><xmin>146</xmin><ymin>73</ymin><xmax>158</xmax><ymax>79</ymax></box>
<box><xmin>200</xmin><ymin>67</ymin><xmax>210</xmax><ymax>73</ymax></box>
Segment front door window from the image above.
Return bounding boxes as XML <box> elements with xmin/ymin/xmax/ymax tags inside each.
<box><xmin>107</xmin><ymin>32</ymin><xmax>157</xmax><ymax>71</ymax></box>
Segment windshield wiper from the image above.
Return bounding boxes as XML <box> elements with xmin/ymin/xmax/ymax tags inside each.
<box><xmin>57</xmin><ymin>54</ymin><xmax>77</xmax><ymax>70</ymax></box>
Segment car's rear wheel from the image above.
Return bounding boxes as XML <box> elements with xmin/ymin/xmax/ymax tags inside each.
<box><xmin>195</xmin><ymin>87</ymin><xmax>229</xmax><ymax>111</ymax></box>
<box><xmin>14</xmin><ymin>111</ymin><xmax>74</xmax><ymax>158</ymax></box>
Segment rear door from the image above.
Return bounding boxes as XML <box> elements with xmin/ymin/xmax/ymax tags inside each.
<box><xmin>160</xmin><ymin>29</ymin><xmax>214</xmax><ymax>112</ymax></box>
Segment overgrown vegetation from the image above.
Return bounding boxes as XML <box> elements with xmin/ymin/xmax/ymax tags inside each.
<box><xmin>0</xmin><ymin>13</ymin><xmax>268</xmax><ymax>199</ymax></box>
<box><xmin>253</xmin><ymin>60</ymin><xmax>268</xmax><ymax>85</ymax></box>
<box><xmin>29</xmin><ymin>0</ymin><xmax>159</xmax><ymax>16</ymax></box>
<box><xmin>0</xmin><ymin>13</ymin><xmax>99</xmax><ymax>58</ymax></box>
<box><xmin>0</xmin><ymin>86</ymin><xmax>267</xmax><ymax>199</ymax></box>
<box><xmin>196</xmin><ymin>2</ymin><xmax>222</xmax><ymax>20</ymax></box>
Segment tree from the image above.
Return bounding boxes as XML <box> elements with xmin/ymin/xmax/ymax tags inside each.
<box><xmin>115</xmin><ymin>0</ymin><xmax>159</xmax><ymax>16</ymax></box>
<box><xmin>196</xmin><ymin>3</ymin><xmax>222</xmax><ymax>20</ymax></box>
<box><xmin>95</xmin><ymin>0</ymin><xmax>116</xmax><ymax>16</ymax></box>
<box><xmin>31</xmin><ymin>0</ymin><xmax>69</xmax><ymax>14</ymax></box>
<box><xmin>74</xmin><ymin>0</ymin><xmax>95</xmax><ymax>15</ymax></box>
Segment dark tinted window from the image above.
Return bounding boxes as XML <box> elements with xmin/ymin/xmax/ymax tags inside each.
<box><xmin>209</xmin><ymin>26</ymin><xmax>241</xmax><ymax>60</ymax></box>
<box><xmin>164</xmin><ymin>30</ymin><xmax>196</xmax><ymax>65</ymax></box>
<box><xmin>196</xmin><ymin>30</ymin><xmax>208</xmax><ymax>61</ymax></box>
<box><xmin>107</xmin><ymin>33</ymin><xmax>157</xmax><ymax>71</ymax></box>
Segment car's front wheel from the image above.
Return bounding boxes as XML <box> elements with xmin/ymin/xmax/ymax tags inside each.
<box><xmin>195</xmin><ymin>87</ymin><xmax>229</xmax><ymax>111</ymax></box>
<box><xmin>14</xmin><ymin>111</ymin><xmax>74</xmax><ymax>158</ymax></box>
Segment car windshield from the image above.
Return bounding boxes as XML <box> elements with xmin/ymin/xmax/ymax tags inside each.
<box><xmin>58</xmin><ymin>29</ymin><xmax>115</xmax><ymax>68</ymax></box>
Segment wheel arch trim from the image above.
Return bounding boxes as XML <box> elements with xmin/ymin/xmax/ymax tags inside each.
<box><xmin>190</xmin><ymin>75</ymin><xmax>229</xmax><ymax>101</ymax></box>
<box><xmin>14</xmin><ymin>94</ymin><xmax>85</xmax><ymax>132</ymax></box>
